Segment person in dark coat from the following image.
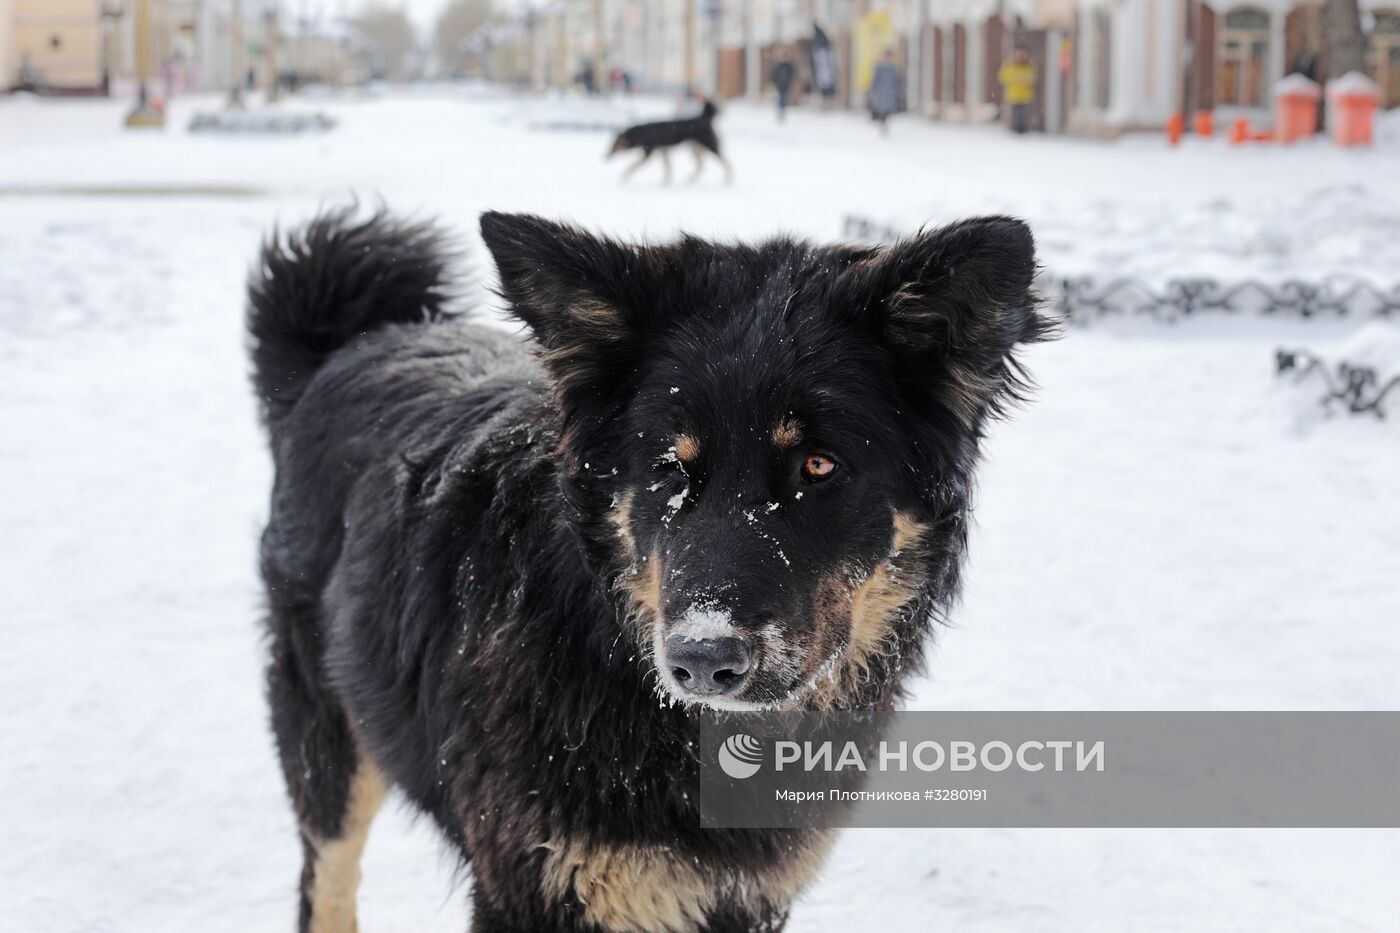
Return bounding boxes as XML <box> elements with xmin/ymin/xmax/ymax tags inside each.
<box><xmin>770</xmin><ymin>52</ymin><xmax>796</xmax><ymax>122</ymax></box>
<box><xmin>868</xmin><ymin>49</ymin><xmax>902</xmax><ymax>135</ymax></box>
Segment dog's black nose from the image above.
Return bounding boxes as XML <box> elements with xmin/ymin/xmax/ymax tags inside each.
<box><xmin>665</xmin><ymin>636</ymin><xmax>752</xmax><ymax>697</ymax></box>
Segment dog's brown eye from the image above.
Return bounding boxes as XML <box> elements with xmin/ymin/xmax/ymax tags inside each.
<box><xmin>800</xmin><ymin>454</ymin><xmax>838</xmax><ymax>484</ymax></box>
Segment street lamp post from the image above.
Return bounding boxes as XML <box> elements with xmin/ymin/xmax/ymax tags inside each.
<box><xmin>100</xmin><ymin>1</ymin><xmax>125</xmax><ymax>97</ymax></box>
<box><xmin>593</xmin><ymin>0</ymin><xmax>606</xmax><ymax>93</ymax></box>
<box><xmin>228</xmin><ymin>0</ymin><xmax>246</xmax><ymax>108</ymax></box>
<box><xmin>554</xmin><ymin>6</ymin><xmax>567</xmax><ymax>89</ymax></box>
<box><xmin>124</xmin><ymin>0</ymin><xmax>165</xmax><ymax>127</ymax></box>
<box><xmin>266</xmin><ymin>6</ymin><xmax>281</xmax><ymax>102</ymax></box>
<box><xmin>684</xmin><ymin>0</ymin><xmax>695</xmax><ymax>94</ymax></box>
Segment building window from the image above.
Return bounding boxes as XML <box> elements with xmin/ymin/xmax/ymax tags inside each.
<box><xmin>1367</xmin><ymin>11</ymin><xmax>1400</xmax><ymax>109</ymax></box>
<box><xmin>1217</xmin><ymin>7</ymin><xmax>1271</xmax><ymax>107</ymax></box>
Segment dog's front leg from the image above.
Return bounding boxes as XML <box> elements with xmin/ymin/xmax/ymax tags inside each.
<box><xmin>660</xmin><ymin>147</ymin><xmax>672</xmax><ymax>185</ymax></box>
<box><xmin>622</xmin><ymin>150</ymin><xmax>652</xmax><ymax>182</ymax></box>
<box><xmin>687</xmin><ymin>142</ymin><xmax>705</xmax><ymax>184</ymax></box>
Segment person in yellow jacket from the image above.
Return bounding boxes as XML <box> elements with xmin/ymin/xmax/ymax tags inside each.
<box><xmin>998</xmin><ymin>48</ymin><xmax>1037</xmax><ymax>134</ymax></box>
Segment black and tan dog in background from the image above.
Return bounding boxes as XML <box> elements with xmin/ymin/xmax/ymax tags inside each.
<box><xmin>248</xmin><ymin>207</ymin><xmax>1052</xmax><ymax>932</ymax></box>
<box><xmin>607</xmin><ymin>99</ymin><xmax>732</xmax><ymax>184</ymax></box>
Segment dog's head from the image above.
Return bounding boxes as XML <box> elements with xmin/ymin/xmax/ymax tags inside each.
<box><xmin>606</xmin><ymin>132</ymin><xmax>633</xmax><ymax>158</ymax></box>
<box><xmin>481</xmin><ymin>212</ymin><xmax>1051</xmax><ymax>711</ymax></box>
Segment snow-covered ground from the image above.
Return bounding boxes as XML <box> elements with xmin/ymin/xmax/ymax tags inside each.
<box><xmin>2</xmin><ymin>89</ymin><xmax>1397</xmax><ymax>932</ymax></box>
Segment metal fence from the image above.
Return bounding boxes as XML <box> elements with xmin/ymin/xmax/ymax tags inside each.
<box><xmin>839</xmin><ymin>214</ymin><xmax>1400</xmax><ymax>325</ymax></box>
<box><xmin>1275</xmin><ymin>349</ymin><xmax>1400</xmax><ymax>419</ymax></box>
<box><xmin>1054</xmin><ymin>277</ymin><xmax>1400</xmax><ymax>324</ymax></box>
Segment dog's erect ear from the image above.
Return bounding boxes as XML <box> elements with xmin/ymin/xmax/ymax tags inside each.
<box><xmin>852</xmin><ymin>216</ymin><xmax>1052</xmax><ymax>427</ymax></box>
<box><xmin>480</xmin><ymin>211</ymin><xmax>653</xmax><ymax>394</ymax></box>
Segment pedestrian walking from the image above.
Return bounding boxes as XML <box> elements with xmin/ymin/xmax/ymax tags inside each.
<box><xmin>771</xmin><ymin>52</ymin><xmax>796</xmax><ymax>122</ymax></box>
<box><xmin>998</xmin><ymin>48</ymin><xmax>1038</xmax><ymax>134</ymax></box>
<box><xmin>868</xmin><ymin>49</ymin><xmax>902</xmax><ymax>135</ymax></box>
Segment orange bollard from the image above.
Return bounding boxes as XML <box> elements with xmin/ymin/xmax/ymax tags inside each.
<box><xmin>1228</xmin><ymin>116</ymin><xmax>1250</xmax><ymax>145</ymax></box>
<box><xmin>1193</xmin><ymin>111</ymin><xmax>1214</xmax><ymax>138</ymax></box>
<box><xmin>1165</xmin><ymin>112</ymin><xmax>1184</xmax><ymax>145</ymax></box>
<box><xmin>1274</xmin><ymin>74</ymin><xmax>1321</xmax><ymax>143</ymax></box>
<box><xmin>1327</xmin><ymin>72</ymin><xmax>1380</xmax><ymax>147</ymax></box>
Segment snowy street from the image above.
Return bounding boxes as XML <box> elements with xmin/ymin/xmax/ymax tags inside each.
<box><xmin>2</xmin><ymin>89</ymin><xmax>1398</xmax><ymax>931</ymax></box>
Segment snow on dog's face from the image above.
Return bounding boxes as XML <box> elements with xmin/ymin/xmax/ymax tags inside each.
<box><xmin>481</xmin><ymin>212</ymin><xmax>1051</xmax><ymax>711</ymax></box>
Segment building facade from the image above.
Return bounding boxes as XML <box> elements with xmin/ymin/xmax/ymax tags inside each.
<box><xmin>519</xmin><ymin>0</ymin><xmax>1399</xmax><ymax>133</ymax></box>
<box><xmin>6</xmin><ymin>0</ymin><xmax>106</xmax><ymax>92</ymax></box>
<box><xmin>1070</xmin><ymin>0</ymin><xmax>1400</xmax><ymax>132</ymax></box>
<box><xmin>1</xmin><ymin>0</ymin><xmax>373</xmax><ymax>96</ymax></box>
<box><xmin>0</xmin><ymin>0</ymin><xmax>12</xmax><ymax>92</ymax></box>
<box><xmin>0</xmin><ymin>0</ymin><xmax>191</xmax><ymax>94</ymax></box>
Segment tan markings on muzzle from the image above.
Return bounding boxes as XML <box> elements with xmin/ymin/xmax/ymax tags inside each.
<box><xmin>850</xmin><ymin>511</ymin><xmax>928</xmax><ymax>653</ymax></box>
<box><xmin>609</xmin><ymin>490</ymin><xmax>660</xmax><ymax>637</ymax></box>
<box><xmin>609</xmin><ymin>489</ymin><xmax>638</xmax><ymax>554</ymax></box>
<box><xmin>757</xmin><ymin>622</ymin><xmax>804</xmax><ymax>682</ymax></box>
<box><xmin>832</xmin><ymin>510</ymin><xmax>930</xmax><ymax>695</ymax></box>
<box><xmin>674</xmin><ymin>433</ymin><xmax>700</xmax><ymax>463</ymax></box>
<box><xmin>890</xmin><ymin>510</ymin><xmax>927</xmax><ymax>553</ymax></box>
<box><xmin>771</xmin><ymin>418</ymin><xmax>803</xmax><ymax>449</ymax></box>
<box><xmin>540</xmin><ymin>842</ymin><xmax>713</xmax><ymax>933</ymax></box>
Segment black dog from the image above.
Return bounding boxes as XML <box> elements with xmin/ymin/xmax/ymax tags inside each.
<box><xmin>608</xmin><ymin>99</ymin><xmax>731</xmax><ymax>184</ymax></box>
<box><xmin>249</xmin><ymin>208</ymin><xmax>1050</xmax><ymax>932</ymax></box>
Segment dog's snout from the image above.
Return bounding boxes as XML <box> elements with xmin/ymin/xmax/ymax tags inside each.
<box><xmin>665</xmin><ymin>636</ymin><xmax>752</xmax><ymax>697</ymax></box>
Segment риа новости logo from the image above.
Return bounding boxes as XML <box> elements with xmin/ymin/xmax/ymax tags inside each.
<box><xmin>718</xmin><ymin>733</ymin><xmax>764</xmax><ymax>779</ymax></box>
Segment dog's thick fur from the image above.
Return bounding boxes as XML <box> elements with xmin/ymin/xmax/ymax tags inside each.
<box><xmin>608</xmin><ymin>100</ymin><xmax>731</xmax><ymax>184</ymax></box>
<box><xmin>249</xmin><ymin>207</ymin><xmax>1051</xmax><ymax>932</ymax></box>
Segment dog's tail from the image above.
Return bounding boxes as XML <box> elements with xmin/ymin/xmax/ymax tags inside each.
<box><xmin>699</xmin><ymin>99</ymin><xmax>718</xmax><ymax>120</ymax></box>
<box><xmin>247</xmin><ymin>206</ymin><xmax>458</xmax><ymax>425</ymax></box>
